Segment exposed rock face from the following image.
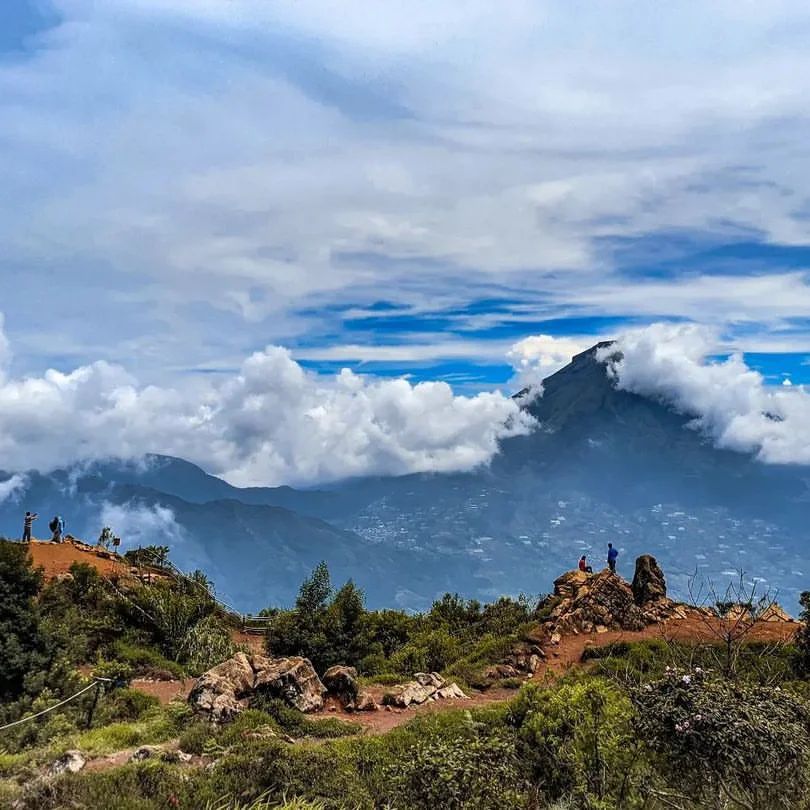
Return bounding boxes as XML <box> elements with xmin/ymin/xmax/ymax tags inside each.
<box><xmin>760</xmin><ymin>604</ymin><xmax>794</xmax><ymax>623</ymax></box>
<box><xmin>48</xmin><ymin>750</ymin><xmax>85</xmax><ymax>776</ymax></box>
<box><xmin>384</xmin><ymin>672</ymin><xmax>469</xmax><ymax>708</ymax></box>
<box><xmin>632</xmin><ymin>555</ymin><xmax>667</xmax><ymax>605</ymax></box>
<box><xmin>189</xmin><ymin>652</ymin><xmax>326</xmax><ymax>721</ymax></box>
<box><xmin>550</xmin><ymin>568</ymin><xmax>647</xmax><ymax>633</ymax></box>
<box><xmin>322</xmin><ymin>665</ymin><xmax>359</xmax><ymax>707</ymax></box>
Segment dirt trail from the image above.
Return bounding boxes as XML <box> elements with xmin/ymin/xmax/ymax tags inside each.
<box><xmin>230</xmin><ymin>630</ymin><xmax>266</xmax><ymax>655</ymax></box>
<box><xmin>337</xmin><ymin>614</ymin><xmax>797</xmax><ymax>734</ymax></box>
<box><xmin>131</xmin><ymin>613</ymin><xmax>797</xmax><ymax>737</ymax></box>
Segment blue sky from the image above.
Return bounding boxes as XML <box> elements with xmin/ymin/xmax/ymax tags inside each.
<box><xmin>2</xmin><ymin>0</ymin><xmax>810</xmax><ymax>396</ymax></box>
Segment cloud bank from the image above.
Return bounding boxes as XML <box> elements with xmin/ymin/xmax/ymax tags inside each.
<box><xmin>0</xmin><ymin>319</ymin><xmax>535</xmax><ymax>486</ymax></box>
<box><xmin>600</xmin><ymin>324</ymin><xmax>810</xmax><ymax>465</ymax></box>
<box><xmin>2</xmin><ymin>2</ymin><xmax>810</xmax><ymax>379</ymax></box>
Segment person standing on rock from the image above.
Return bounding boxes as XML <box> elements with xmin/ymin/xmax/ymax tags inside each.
<box><xmin>607</xmin><ymin>543</ymin><xmax>618</xmax><ymax>573</ymax></box>
<box><xmin>50</xmin><ymin>515</ymin><xmax>65</xmax><ymax>543</ymax></box>
<box><xmin>578</xmin><ymin>555</ymin><xmax>593</xmax><ymax>574</ymax></box>
<box><xmin>22</xmin><ymin>511</ymin><xmax>38</xmax><ymax>542</ymax></box>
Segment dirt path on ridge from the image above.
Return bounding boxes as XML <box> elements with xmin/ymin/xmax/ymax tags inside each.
<box><xmin>129</xmin><ymin>613</ymin><xmax>796</xmax><ymax>736</ymax></box>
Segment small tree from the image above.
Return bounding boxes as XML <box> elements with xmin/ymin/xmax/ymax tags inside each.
<box><xmin>295</xmin><ymin>561</ymin><xmax>331</xmax><ymax>614</ymax></box>
<box><xmin>687</xmin><ymin>570</ymin><xmax>781</xmax><ymax>679</ymax></box>
<box><xmin>0</xmin><ymin>540</ymin><xmax>49</xmax><ymax>701</ymax></box>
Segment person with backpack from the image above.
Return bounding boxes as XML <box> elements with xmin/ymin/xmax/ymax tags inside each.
<box><xmin>49</xmin><ymin>515</ymin><xmax>65</xmax><ymax>543</ymax></box>
<box><xmin>22</xmin><ymin>511</ymin><xmax>38</xmax><ymax>542</ymax></box>
<box><xmin>578</xmin><ymin>555</ymin><xmax>593</xmax><ymax>574</ymax></box>
<box><xmin>607</xmin><ymin>542</ymin><xmax>618</xmax><ymax>573</ymax></box>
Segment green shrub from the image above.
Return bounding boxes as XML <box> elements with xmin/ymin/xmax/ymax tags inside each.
<box><xmin>179</xmin><ymin>721</ymin><xmax>215</xmax><ymax>756</ymax></box>
<box><xmin>514</xmin><ymin>677</ymin><xmax>638</xmax><ymax>804</ymax></box>
<box><xmin>373</xmin><ymin>712</ymin><xmax>524</xmax><ymax>809</ymax></box>
<box><xmin>112</xmin><ymin>641</ymin><xmax>186</xmax><ymax>679</ymax></box>
<box><xmin>178</xmin><ymin>615</ymin><xmax>236</xmax><ymax>675</ymax></box>
<box><xmin>100</xmin><ymin>687</ymin><xmax>160</xmax><ymax>723</ymax></box>
<box><xmin>250</xmin><ymin>699</ymin><xmax>360</xmax><ymax>739</ymax></box>
<box><xmin>634</xmin><ymin>667</ymin><xmax>810</xmax><ymax>809</ymax></box>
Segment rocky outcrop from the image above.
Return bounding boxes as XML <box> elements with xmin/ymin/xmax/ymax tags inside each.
<box><xmin>384</xmin><ymin>672</ymin><xmax>469</xmax><ymax>708</ymax></box>
<box><xmin>189</xmin><ymin>652</ymin><xmax>326</xmax><ymax>722</ymax></box>
<box><xmin>48</xmin><ymin>750</ymin><xmax>85</xmax><ymax>776</ymax></box>
<box><xmin>760</xmin><ymin>604</ymin><xmax>795</xmax><ymax>623</ymax></box>
<box><xmin>253</xmin><ymin>656</ymin><xmax>326</xmax><ymax>713</ymax></box>
<box><xmin>322</xmin><ymin>665</ymin><xmax>359</xmax><ymax>707</ymax></box>
<box><xmin>546</xmin><ymin>557</ymin><xmax>688</xmax><ymax>635</ymax></box>
<box><xmin>632</xmin><ymin>555</ymin><xmax>667</xmax><ymax>605</ymax></box>
<box><xmin>550</xmin><ymin>568</ymin><xmax>647</xmax><ymax>633</ymax></box>
<box><xmin>486</xmin><ymin>643</ymin><xmax>545</xmax><ymax>682</ymax></box>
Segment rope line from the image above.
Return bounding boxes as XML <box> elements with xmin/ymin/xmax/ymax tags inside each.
<box><xmin>0</xmin><ymin>678</ymin><xmax>111</xmax><ymax>732</ymax></box>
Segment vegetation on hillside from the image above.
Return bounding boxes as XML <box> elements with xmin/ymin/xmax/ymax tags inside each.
<box><xmin>3</xmin><ymin>539</ymin><xmax>810</xmax><ymax>809</ymax></box>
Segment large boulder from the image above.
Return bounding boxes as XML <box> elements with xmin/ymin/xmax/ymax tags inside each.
<box><xmin>48</xmin><ymin>750</ymin><xmax>86</xmax><ymax>776</ymax></box>
<box><xmin>632</xmin><ymin>555</ymin><xmax>667</xmax><ymax>605</ymax></box>
<box><xmin>252</xmin><ymin>655</ymin><xmax>326</xmax><ymax>713</ymax></box>
<box><xmin>189</xmin><ymin>653</ymin><xmax>326</xmax><ymax>721</ymax></box>
<box><xmin>188</xmin><ymin>651</ymin><xmax>255</xmax><ymax>722</ymax></box>
<box><xmin>322</xmin><ymin>665</ymin><xmax>359</xmax><ymax>707</ymax></box>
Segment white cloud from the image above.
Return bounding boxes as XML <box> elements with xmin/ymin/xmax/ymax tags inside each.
<box><xmin>95</xmin><ymin>501</ymin><xmax>185</xmax><ymax>552</ymax></box>
<box><xmin>599</xmin><ymin>323</ymin><xmax>810</xmax><ymax>465</ymax></box>
<box><xmin>508</xmin><ymin>334</ymin><xmax>590</xmax><ymax>389</ymax></box>
<box><xmin>0</xmin><ymin>473</ymin><xmax>28</xmax><ymax>504</ymax></box>
<box><xmin>0</xmin><ymin>318</ymin><xmax>535</xmax><ymax>486</ymax></box>
<box><xmin>3</xmin><ymin>3</ymin><xmax>810</xmax><ymax>376</ymax></box>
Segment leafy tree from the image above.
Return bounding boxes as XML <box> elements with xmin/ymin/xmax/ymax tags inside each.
<box><xmin>0</xmin><ymin>540</ymin><xmax>49</xmax><ymax>701</ymax></box>
<box><xmin>295</xmin><ymin>561</ymin><xmax>331</xmax><ymax>614</ymax></box>
<box><xmin>267</xmin><ymin>565</ymin><xmax>382</xmax><ymax>672</ymax></box>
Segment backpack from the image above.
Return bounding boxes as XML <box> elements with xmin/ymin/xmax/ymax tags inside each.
<box><xmin>49</xmin><ymin>518</ymin><xmax>58</xmax><ymax>533</ymax></box>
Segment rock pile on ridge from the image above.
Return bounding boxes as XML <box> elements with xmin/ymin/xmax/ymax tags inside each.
<box><xmin>189</xmin><ymin>652</ymin><xmax>326</xmax><ymax>722</ymax></box>
<box><xmin>546</xmin><ymin>555</ymin><xmax>686</xmax><ymax>635</ymax></box>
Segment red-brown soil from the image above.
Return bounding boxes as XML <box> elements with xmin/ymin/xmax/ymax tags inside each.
<box><xmin>27</xmin><ymin>539</ymin><xmax>132</xmax><ymax>579</ymax></box>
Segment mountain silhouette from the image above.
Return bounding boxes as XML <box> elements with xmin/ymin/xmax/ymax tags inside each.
<box><xmin>2</xmin><ymin>344</ymin><xmax>808</xmax><ymax>610</ymax></box>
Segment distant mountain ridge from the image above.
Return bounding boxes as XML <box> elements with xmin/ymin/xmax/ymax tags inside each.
<box><xmin>2</xmin><ymin>344</ymin><xmax>808</xmax><ymax>610</ymax></box>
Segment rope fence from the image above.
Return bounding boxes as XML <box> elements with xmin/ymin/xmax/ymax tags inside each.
<box><xmin>0</xmin><ymin>678</ymin><xmax>112</xmax><ymax>732</ymax></box>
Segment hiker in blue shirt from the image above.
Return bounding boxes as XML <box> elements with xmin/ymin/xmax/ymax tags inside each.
<box><xmin>607</xmin><ymin>543</ymin><xmax>618</xmax><ymax>573</ymax></box>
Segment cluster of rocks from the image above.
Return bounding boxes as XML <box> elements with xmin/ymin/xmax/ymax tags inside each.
<box><xmin>546</xmin><ymin>554</ymin><xmax>684</xmax><ymax>635</ymax></box>
<box><xmin>484</xmin><ymin>641</ymin><xmax>545</xmax><ymax>681</ymax></box>
<box><xmin>383</xmin><ymin>672</ymin><xmax>468</xmax><ymax>708</ymax></box>
<box><xmin>190</xmin><ymin>652</ymin><xmax>473</xmax><ymax>723</ymax></box>
<box><xmin>189</xmin><ymin>652</ymin><xmax>326</xmax><ymax>722</ymax></box>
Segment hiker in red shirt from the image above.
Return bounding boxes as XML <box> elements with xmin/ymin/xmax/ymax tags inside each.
<box><xmin>579</xmin><ymin>555</ymin><xmax>593</xmax><ymax>574</ymax></box>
